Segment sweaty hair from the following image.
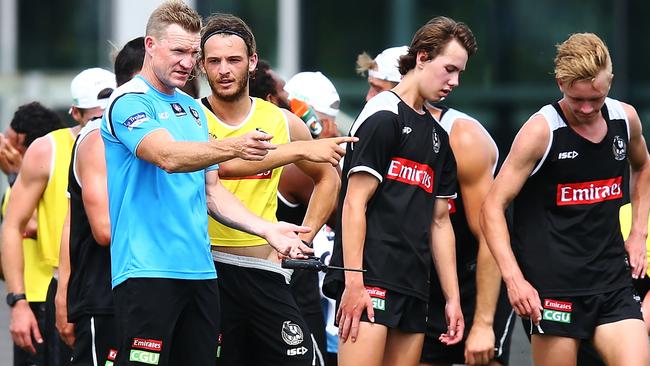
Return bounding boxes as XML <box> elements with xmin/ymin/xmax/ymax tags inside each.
<box><xmin>10</xmin><ymin>102</ymin><xmax>65</xmax><ymax>148</ymax></box>
<box><xmin>355</xmin><ymin>52</ymin><xmax>377</xmax><ymax>76</ymax></box>
<box><xmin>398</xmin><ymin>16</ymin><xmax>477</xmax><ymax>75</ymax></box>
<box><xmin>249</xmin><ymin>59</ymin><xmax>275</xmax><ymax>99</ymax></box>
<box><xmin>114</xmin><ymin>37</ymin><xmax>145</xmax><ymax>86</ymax></box>
<box><xmin>554</xmin><ymin>33</ymin><xmax>612</xmax><ymax>85</ymax></box>
<box><xmin>145</xmin><ymin>0</ymin><xmax>202</xmax><ymax>39</ymax></box>
<box><xmin>200</xmin><ymin>13</ymin><xmax>256</xmax><ymax>57</ymax></box>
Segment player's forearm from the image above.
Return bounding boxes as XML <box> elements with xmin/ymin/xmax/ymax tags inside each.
<box><xmin>472</xmin><ymin>238</ymin><xmax>501</xmax><ymax>327</ymax></box>
<box><xmin>431</xmin><ymin>218</ymin><xmax>460</xmax><ymax>302</ymax></box>
<box><xmin>218</xmin><ymin>143</ymin><xmax>306</xmax><ymax>178</ymax></box>
<box><xmin>341</xmin><ymin>198</ymin><xmax>367</xmax><ymax>285</ymax></box>
<box><xmin>299</xmin><ymin>167</ymin><xmax>339</xmax><ymax>243</ymax></box>
<box><xmin>480</xmin><ymin>201</ymin><xmax>524</xmax><ymax>284</ymax></box>
<box><xmin>1</xmin><ymin>225</ymin><xmax>27</xmax><ymax>293</ymax></box>
<box><xmin>629</xmin><ymin>161</ymin><xmax>650</xmax><ymax>239</ymax></box>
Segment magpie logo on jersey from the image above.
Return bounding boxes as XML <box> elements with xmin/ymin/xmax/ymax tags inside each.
<box><xmin>366</xmin><ymin>286</ymin><xmax>386</xmax><ymax>311</ymax></box>
<box><xmin>556</xmin><ymin>176</ymin><xmax>623</xmax><ymax>206</ymax></box>
<box><xmin>542</xmin><ymin>299</ymin><xmax>572</xmax><ymax>324</ymax></box>
<box><xmin>612</xmin><ymin>135</ymin><xmax>626</xmax><ymax>161</ymax></box>
<box><xmin>432</xmin><ymin>128</ymin><xmax>441</xmax><ymax>153</ymax></box>
<box><xmin>170</xmin><ymin>103</ymin><xmax>187</xmax><ymax>116</ymax></box>
<box><xmin>281</xmin><ymin>321</ymin><xmax>304</xmax><ymax>346</ymax></box>
<box><xmin>386</xmin><ymin>157</ymin><xmax>434</xmax><ymax>193</ymax></box>
<box><xmin>189</xmin><ymin>106</ymin><xmax>202</xmax><ymax>127</ymax></box>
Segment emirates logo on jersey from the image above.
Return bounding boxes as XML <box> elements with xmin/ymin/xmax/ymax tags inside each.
<box><xmin>221</xmin><ymin>170</ymin><xmax>272</xmax><ymax>180</ymax></box>
<box><xmin>386</xmin><ymin>157</ymin><xmax>434</xmax><ymax>193</ymax></box>
<box><xmin>556</xmin><ymin>176</ymin><xmax>623</xmax><ymax>206</ymax></box>
<box><xmin>543</xmin><ymin>299</ymin><xmax>573</xmax><ymax>312</ymax></box>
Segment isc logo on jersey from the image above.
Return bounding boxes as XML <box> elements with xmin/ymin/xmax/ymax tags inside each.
<box><xmin>558</xmin><ymin>151</ymin><xmax>578</xmax><ymax>160</ymax></box>
<box><xmin>556</xmin><ymin>176</ymin><xmax>622</xmax><ymax>206</ymax></box>
<box><xmin>386</xmin><ymin>157</ymin><xmax>434</xmax><ymax>193</ymax></box>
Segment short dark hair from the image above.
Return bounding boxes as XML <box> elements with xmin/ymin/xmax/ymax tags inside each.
<box><xmin>249</xmin><ymin>59</ymin><xmax>275</xmax><ymax>99</ymax></box>
<box><xmin>201</xmin><ymin>13</ymin><xmax>256</xmax><ymax>57</ymax></box>
<box><xmin>10</xmin><ymin>102</ymin><xmax>65</xmax><ymax>148</ymax></box>
<box><xmin>115</xmin><ymin>37</ymin><xmax>145</xmax><ymax>86</ymax></box>
<box><xmin>399</xmin><ymin>16</ymin><xmax>477</xmax><ymax>75</ymax></box>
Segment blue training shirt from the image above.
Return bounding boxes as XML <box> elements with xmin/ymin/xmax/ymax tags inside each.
<box><xmin>101</xmin><ymin>75</ymin><xmax>217</xmax><ymax>288</ymax></box>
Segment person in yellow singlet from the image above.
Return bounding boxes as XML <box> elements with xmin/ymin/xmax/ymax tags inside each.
<box><xmin>198</xmin><ymin>13</ymin><xmax>355</xmax><ymax>366</ymax></box>
<box><xmin>620</xmin><ymin>202</ymin><xmax>650</xmax><ymax>333</ymax></box>
<box><xmin>2</xmin><ymin>68</ymin><xmax>115</xmax><ymax>364</ymax></box>
<box><xmin>0</xmin><ymin>102</ymin><xmax>64</xmax><ymax>366</ymax></box>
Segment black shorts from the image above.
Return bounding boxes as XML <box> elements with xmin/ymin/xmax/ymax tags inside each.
<box><xmin>13</xmin><ymin>302</ymin><xmax>46</xmax><ymax>366</ymax></box>
<box><xmin>421</xmin><ymin>266</ymin><xmax>516</xmax><ymax>365</ymax></box>
<box><xmin>530</xmin><ymin>286</ymin><xmax>642</xmax><ymax>339</ymax></box>
<box><xmin>45</xmin><ymin>277</ymin><xmax>72</xmax><ymax>366</ymax></box>
<box><xmin>70</xmin><ymin>314</ymin><xmax>117</xmax><ymax>366</ymax></box>
<box><xmin>112</xmin><ymin>277</ymin><xmax>220</xmax><ymax>366</ymax></box>
<box><xmin>331</xmin><ymin>281</ymin><xmax>427</xmax><ymax>333</ymax></box>
<box><xmin>214</xmin><ymin>252</ymin><xmax>314</xmax><ymax>366</ymax></box>
<box><xmin>633</xmin><ymin>276</ymin><xmax>650</xmax><ymax>299</ymax></box>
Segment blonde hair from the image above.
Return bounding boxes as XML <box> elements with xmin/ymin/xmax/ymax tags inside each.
<box><xmin>355</xmin><ymin>52</ymin><xmax>377</xmax><ymax>76</ymax></box>
<box><xmin>554</xmin><ymin>33</ymin><xmax>612</xmax><ymax>85</ymax></box>
<box><xmin>145</xmin><ymin>1</ymin><xmax>201</xmax><ymax>39</ymax></box>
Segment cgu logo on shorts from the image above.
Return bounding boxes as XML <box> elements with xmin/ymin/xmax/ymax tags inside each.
<box><xmin>386</xmin><ymin>157</ymin><xmax>434</xmax><ymax>193</ymax></box>
<box><xmin>542</xmin><ymin>299</ymin><xmax>572</xmax><ymax>324</ymax></box>
<box><xmin>129</xmin><ymin>350</ymin><xmax>160</xmax><ymax>365</ymax></box>
<box><xmin>556</xmin><ymin>176</ymin><xmax>622</xmax><ymax>206</ymax></box>
<box><xmin>366</xmin><ymin>286</ymin><xmax>386</xmax><ymax>311</ymax></box>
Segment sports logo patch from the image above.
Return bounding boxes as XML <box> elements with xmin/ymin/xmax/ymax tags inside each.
<box><xmin>432</xmin><ymin>127</ymin><xmax>441</xmax><ymax>153</ymax></box>
<box><xmin>170</xmin><ymin>103</ymin><xmax>186</xmax><ymax>116</ymax></box>
<box><xmin>132</xmin><ymin>338</ymin><xmax>162</xmax><ymax>352</ymax></box>
<box><xmin>612</xmin><ymin>135</ymin><xmax>626</xmax><ymax>161</ymax></box>
<box><xmin>386</xmin><ymin>157</ymin><xmax>434</xmax><ymax>193</ymax></box>
<box><xmin>123</xmin><ymin>112</ymin><xmax>149</xmax><ymax>131</ymax></box>
<box><xmin>542</xmin><ymin>298</ymin><xmax>572</xmax><ymax>324</ymax></box>
<box><xmin>448</xmin><ymin>198</ymin><xmax>457</xmax><ymax>214</ymax></box>
<box><xmin>366</xmin><ymin>286</ymin><xmax>386</xmax><ymax>311</ymax></box>
<box><xmin>556</xmin><ymin>176</ymin><xmax>622</xmax><ymax>206</ymax></box>
<box><xmin>129</xmin><ymin>350</ymin><xmax>160</xmax><ymax>365</ymax></box>
<box><xmin>281</xmin><ymin>321</ymin><xmax>304</xmax><ymax>346</ymax></box>
<box><xmin>189</xmin><ymin>106</ymin><xmax>202</xmax><ymax>127</ymax></box>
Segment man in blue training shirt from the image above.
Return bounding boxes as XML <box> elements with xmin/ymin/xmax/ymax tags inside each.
<box><xmin>100</xmin><ymin>2</ymin><xmax>312</xmax><ymax>365</ymax></box>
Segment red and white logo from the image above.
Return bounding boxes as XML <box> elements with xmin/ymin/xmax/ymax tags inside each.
<box><xmin>107</xmin><ymin>349</ymin><xmax>118</xmax><ymax>361</ymax></box>
<box><xmin>448</xmin><ymin>198</ymin><xmax>457</xmax><ymax>214</ymax></box>
<box><xmin>543</xmin><ymin>299</ymin><xmax>573</xmax><ymax>312</ymax></box>
<box><xmin>556</xmin><ymin>176</ymin><xmax>622</xmax><ymax>206</ymax></box>
<box><xmin>386</xmin><ymin>157</ymin><xmax>434</xmax><ymax>193</ymax></box>
<box><xmin>221</xmin><ymin>170</ymin><xmax>272</xmax><ymax>180</ymax></box>
<box><xmin>365</xmin><ymin>286</ymin><xmax>386</xmax><ymax>299</ymax></box>
<box><xmin>132</xmin><ymin>338</ymin><xmax>162</xmax><ymax>352</ymax></box>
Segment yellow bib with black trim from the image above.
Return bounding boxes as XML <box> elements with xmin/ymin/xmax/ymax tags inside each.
<box><xmin>619</xmin><ymin>203</ymin><xmax>650</xmax><ymax>277</ymax></box>
<box><xmin>203</xmin><ymin>98</ymin><xmax>290</xmax><ymax>247</ymax></box>
<box><xmin>37</xmin><ymin>127</ymin><xmax>74</xmax><ymax>267</ymax></box>
<box><xmin>3</xmin><ymin>188</ymin><xmax>54</xmax><ymax>302</ymax></box>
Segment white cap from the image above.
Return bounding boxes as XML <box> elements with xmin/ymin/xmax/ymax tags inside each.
<box><xmin>70</xmin><ymin>68</ymin><xmax>116</xmax><ymax>109</ymax></box>
<box><xmin>284</xmin><ymin>71</ymin><xmax>340</xmax><ymax>117</ymax></box>
<box><xmin>368</xmin><ymin>46</ymin><xmax>409</xmax><ymax>83</ymax></box>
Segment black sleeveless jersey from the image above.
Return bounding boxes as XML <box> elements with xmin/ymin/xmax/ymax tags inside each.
<box><xmin>323</xmin><ymin>91</ymin><xmax>457</xmax><ymax>301</ymax></box>
<box><xmin>67</xmin><ymin>119</ymin><xmax>113</xmax><ymax>321</ymax></box>
<box><xmin>512</xmin><ymin>98</ymin><xmax>631</xmax><ymax>297</ymax></box>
